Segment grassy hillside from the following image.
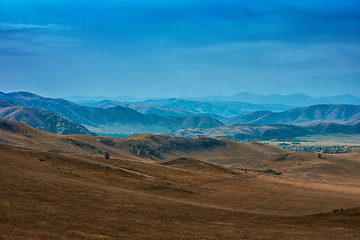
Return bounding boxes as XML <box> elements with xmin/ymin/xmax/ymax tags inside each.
<box><xmin>0</xmin><ymin>101</ymin><xmax>94</xmax><ymax>136</ymax></box>
<box><xmin>0</xmin><ymin>119</ymin><xmax>287</xmax><ymax>166</ymax></box>
<box><xmin>1</xmin><ymin>133</ymin><xmax>360</xmax><ymax>239</ymax></box>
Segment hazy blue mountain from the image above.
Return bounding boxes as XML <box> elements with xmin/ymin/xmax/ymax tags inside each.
<box><xmin>141</xmin><ymin>98</ymin><xmax>294</xmax><ymax>119</ymax></box>
<box><xmin>0</xmin><ymin>91</ymin><xmax>223</xmax><ymax>134</ymax></box>
<box><xmin>65</xmin><ymin>95</ymin><xmax>150</xmax><ymax>103</ymax></box>
<box><xmin>188</xmin><ymin>93</ymin><xmax>360</xmax><ymax>106</ymax></box>
<box><xmin>79</xmin><ymin>100</ymin><xmax>124</xmax><ymax>108</ymax></box>
<box><xmin>0</xmin><ymin>100</ymin><xmax>95</xmax><ymax>135</ymax></box>
<box><xmin>80</xmin><ymin>100</ymin><xmax>218</xmax><ymax>118</ymax></box>
<box><xmin>66</xmin><ymin>93</ymin><xmax>360</xmax><ymax>117</ymax></box>
<box><xmin>224</xmin><ymin>104</ymin><xmax>360</xmax><ymax>125</ymax></box>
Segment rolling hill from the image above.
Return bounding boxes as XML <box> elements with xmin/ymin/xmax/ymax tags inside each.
<box><xmin>0</xmin><ymin>100</ymin><xmax>94</xmax><ymax>135</ymax></box>
<box><xmin>0</xmin><ymin>119</ymin><xmax>287</xmax><ymax>165</ymax></box>
<box><xmin>0</xmin><ymin>91</ymin><xmax>224</xmax><ymax>134</ymax></box>
<box><xmin>224</xmin><ymin>104</ymin><xmax>360</xmax><ymax>125</ymax></box>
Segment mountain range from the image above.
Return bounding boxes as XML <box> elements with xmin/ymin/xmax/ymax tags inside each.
<box><xmin>1</xmin><ymin>91</ymin><xmax>359</xmax><ymax>139</ymax></box>
<box><xmin>81</xmin><ymin>98</ymin><xmax>295</xmax><ymax>119</ymax></box>
<box><xmin>174</xmin><ymin>104</ymin><xmax>360</xmax><ymax>139</ymax></box>
<box><xmin>81</xmin><ymin>100</ymin><xmax>218</xmax><ymax>118</ymax></box>
<box><xmin>0</xmin><ymin>91</ymin><xmax>223</xmax><ymax>135</ymax></box>
<box><xmin>224</xmin><ymin>104</ymin><xmax>360</xmax><ymax>125</ymax></box>
<box><xmin>141</xmin><ymin>98</ymin><xmax>294</xmax><ymax>118</ymax></box>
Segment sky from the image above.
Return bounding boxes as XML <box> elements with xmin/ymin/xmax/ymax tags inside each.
<box><xmin>0</xmin><ymin>0</ymin><xmax>360</xmax><ymax>98</ymax></box>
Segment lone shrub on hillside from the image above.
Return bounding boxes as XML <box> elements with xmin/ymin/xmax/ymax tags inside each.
<box><xmin>104</xmin><ymin>152</ymin><xmax>110</xmax><ymax>162</ymax></box>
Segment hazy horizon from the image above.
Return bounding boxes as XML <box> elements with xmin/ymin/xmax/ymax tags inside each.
<box><xmin>2</xmin><ymin>90</ymin><xmax>360</xmax><ymax>100</ymax></box>
<box><xmin>63</xmin><ymin>92</ymin><xmax>360</xmax><ymax>100</ymax></box>
<box><xmin>1</xmin><ymin>1</ymin><xmax>359</xmax><ymax>98</ymax></box>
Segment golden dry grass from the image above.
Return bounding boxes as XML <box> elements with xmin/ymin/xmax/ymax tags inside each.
<box><xmin>1</xmin><ymin>142</ymin><xmax>360</xmax><ymax>239</ymax></box>
<box><xmin>0</xmin><ymin>120</ymin><xmax>287</xmax><ymax>165</ymax></box>
<box><xmin>1</xmin><ymin>119</ymin><xmax>360</xmax><ymax>239</ymax></box>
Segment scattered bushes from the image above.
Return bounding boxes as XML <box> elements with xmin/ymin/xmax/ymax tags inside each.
<box><xmin>195</xmin><ymin>137</ymin><xmax>226</xmax><ymax>148</ymax></box>
<box><xmin>234</xmin><ymin>167</ymin><xmax>282</xmax><ymax>175</ymax></box>
<box><xmin>277</xmin><ymin>143</ymin><xmax>360</xmax><ymax>154</ymax></box>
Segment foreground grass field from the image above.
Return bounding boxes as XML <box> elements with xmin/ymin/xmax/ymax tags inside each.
<box><xmin>1</xmin><ymin>120</ymin><xmax>360</xmax><ymax>239</ymax></box>
<box><xmin>1</xmin><ymin>142</ymin><xmax>360</xmax><ymax>240</ymax></box>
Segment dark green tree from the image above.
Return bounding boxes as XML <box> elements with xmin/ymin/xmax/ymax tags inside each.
<box><xmin>104</xmin><ymin>152</ymin><xmax>110</xmax><ymax>163</ymax></box>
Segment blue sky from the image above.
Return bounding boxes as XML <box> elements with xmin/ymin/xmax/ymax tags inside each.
<box><xmin>1</xmin><ymin>0</ymin><xmax>359</xmax><ymax>98</ymax></box>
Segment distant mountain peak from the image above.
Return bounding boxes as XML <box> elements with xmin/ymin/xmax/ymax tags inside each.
<box><xmin>9</xmin><ymin>91</ymin><xmax>42</xmax><ymax>98</ymax></box>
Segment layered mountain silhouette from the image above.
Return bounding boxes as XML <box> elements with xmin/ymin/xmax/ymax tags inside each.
<box><xmin>68</xmin><ymin>92</ymin><xmax>360</xmax><ymax>106</ymax></box>
<box><xmin>1</xmin><ymin>91</ymin><xmax>359</xmax><ymax>138</ymax></box>
<box><xmin>141</xmin><ymin>98</ymin><xmax>294</xmax><ymax>118</ymax></box>
<box><xmin>82</xmin><ymin>100</ymin><xmax>216</xmax><ymax>118</ymax></box>
<box><xmin>0</xmin><ymin>91</ymin><xmax>224</xmax><ymax>135</ymax></box>
<box><xmin>79</xmin><ymin>98</ymin><xmax>294</xmax><ymax>119</ymax></box>
<box><xmin>224</xmin><ymin>104</ymin><xmax>360</xmax><ymax>125</ymax></box>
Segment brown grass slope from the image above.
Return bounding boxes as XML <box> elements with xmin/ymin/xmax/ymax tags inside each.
<box><xmin>160</xmin><ymin>156</ymin><xmax>239</xmax><ymax>175</ymax></box>
<box><xmin>126</xmin><ymin>134</ymin><xmax>288</xmax><ymax>165</ymax></box>
<box><xmin>236</xmin><ymin>151</ymin><xmax>360</xmax><ymax>188</ymax></box>
<box><xmin>1</xmin><ymin>142</ymin><xmax>360</xmax><ymax>239</ymax></box>
<box><xmin>0</xmin><ymin>119</ymin><xmax>287</xmax><ymax>165</ymax></box>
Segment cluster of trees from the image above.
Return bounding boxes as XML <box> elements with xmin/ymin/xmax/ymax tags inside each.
<box><xmin>196</xmin><ymin>137</ymin><xmax>226</xmax><ymax>148</ymax></box>
<box><xmin>277</xmin><ymin>143</ymin><xmax>359</xmax><ymax>154</ymax></box>
<box><xmin>39</xmin><ymin>111</ymin><xmax>89</xmax><ymax>135</ymax></box>
<box><xmin>125</xmin><ymin>140</ymin><xmax>161</xmax><ymax>158</ymax></box>
<box><xmin>234</xmin><ymin>168</ymin><xmax>282</xmax><ymax>175</ymax></box>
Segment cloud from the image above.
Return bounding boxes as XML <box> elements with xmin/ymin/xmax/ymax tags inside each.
<box><xmin>0</xmin><ymin>23</ymin><xmax>73</xmax><ymax>32</ymax></box>
<box><xmin>0</xmin><ymin>22</ymin><xmax>81</xmax><ymax>56</ymax></box>
<box><xmin>70</xmin><ymin>0</ymin><xmax>358</xmax><ymax>48</ymax></box>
